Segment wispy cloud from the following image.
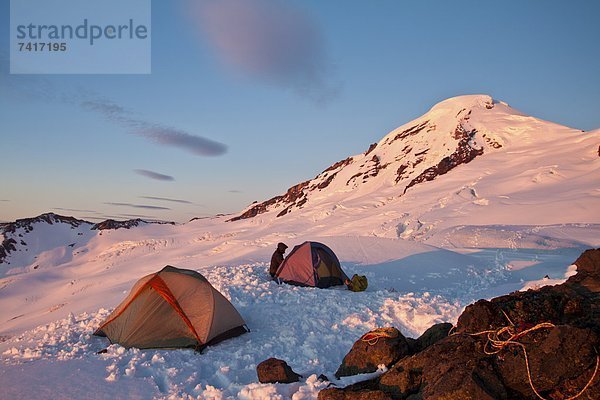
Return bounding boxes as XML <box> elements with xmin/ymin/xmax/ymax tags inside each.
<box><xmin>79</xmin><ymin>97</ymin><xmax>227</xmax><ymax>156</ymax></box>
<box><xmin>0</xmin><ymin>199</ymin><xmax>10</xmax><ymax>202</ymax></box>
<box><xmin>189</xmin><ymin>0</ymin><xmax>340</xmax><ymax>103</ymax></box>
<box><xmin>80</xmin><ymin>99</ymin><xmax>129</xmax><ymax>121</ymax></box>
<box><xmin>134</xmin><ymin>169</ymin><xmax>175</xmax><ymax>181</ymax></box>
<box><xmin>116</xmin><ymin>213</ymin><xmax>159</xmax><ymax>219</ymax></box>
<box><xmin>140</xmin><ymin>196</ymin><xmax>193</xmax><ymax>204</ymax></box>
<box><xmin>132</xmin><ymin>126</ymin><xmax>227</xmax><ymax>156</ymax></box>
<box><xmin>81</xmin><ymin>216</ymin><xmax>111</xmax><ymax>221</ymax></box>
<box><xmin>1</xmin><ymin>68</ymin><xmax>227</xmax><ymax>157</ymax></box>
<box><xmin>53</xmin><ymin>207</ymin><xmax>99</xmax><ymax>213</ymax></box>
<box><xmin>105</xmin><ymin>202</ymin><xmax>171</xmax><ymax>210</ymax></box>
<box><xmin>82</xmin><ymin>214</ymin><xmax>159</xmax><ymax>221</ymax></box>
<box><xmin>81</xmin><ymin>97</ymin><xmax>228</xmax><ymax>157</ymax></box>
<box><xmin>228</xmin><ymin>190</ymin><xmax>242</xmax><ymax>193</ymax></box>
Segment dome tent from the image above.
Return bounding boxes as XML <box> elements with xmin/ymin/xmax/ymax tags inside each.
<box><xmin>94</xmin><ymin>266</ymin><xmax>248</xmax><ymax>350</ymax></box>
<box><xmin>275</xmin><ymin>241</ymin><xmax>348</xmax><ymax>288</ymax></box>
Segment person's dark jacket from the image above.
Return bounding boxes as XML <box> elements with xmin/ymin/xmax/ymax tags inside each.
<box><xmin>269</xmin><ymin>243</ymin><xmax>288</xmax><ymax>277</ymax></box>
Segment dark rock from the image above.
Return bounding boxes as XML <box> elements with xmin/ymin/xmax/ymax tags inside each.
<box><xmin>316</xmin><ymin>173</ymin><xmax>338</xmax><ymax>190</ymax></box>
<box><xmin>346</xmin><ymin>172</ymin><xmax>364</xmax><ymax>186</ymax></box>
<box><xmin>256</xmin><ymin>358</ymin><xmax>301</xmax><ymax>384</ymax></box>
<box><xmin>2</xmin><ymin>213</ymin><xmax>88</xmax><ymax>234</ymax></box>
<box><xmin>364</xmin><ymin>143</ymin><xmax>378</xmax><ymax>156</ymax></box>
<box><xmin>229</xmin><ymin>180</ymin><xmax>311</xmax><ymax>221</ymax></box>
<box><xmin>388</xmin><ymin>120</ymin><xmax>431</xmax><ymax>144</ymax></box>
<box><xmin>403</xmin><ymin>124</ymin><xmax>483</xmax><ymax>194</ymax></box>
<box><xmin>395</xmin><ymin>164</ymin><xmax>410</xmax><ymax>183</ymax></box>
<box><xmin>318</xmin><ymin>388</ymin><xmax>392</xmax><ymax>400</ymax></box>
<box><xmin>413</xmin><ymin>322</ymin><xmax>453</xmax><ymax>352</ymax></box>
<box><xmin>335</xmin><ymin>327</ymin><xmax>411</xmax><ymax>378</ymax></box>
<box><xmin>0</xmin><ymin>238</ymin><xmax>17</xmax><ymax>260</ymax></box>
<box><xmin>91</xmin><ymin>219</ymin><xmax>174</xmax><ymax>231</ymax></box>
<box><xmin>567</xmin><ymin>248</ymin><xmax>600</xmax><ymax>291</ymax></box>
<box><xmin>321</xmin><ymin>157</ymin><xmax>354</xmax><ymax>174</ymax></box>
<box><xmin>494</xmin><ymin>325</ymin><xmax>599</xmax><ymax>399</ymax></box>
<box><xmin>379</xmin><ymin>335</ymin><xmax>508</xmax><ymax>400</ymax></box>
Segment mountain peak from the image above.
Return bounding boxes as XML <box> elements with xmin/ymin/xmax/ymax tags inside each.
<box><xmin>430</xmin><ymin>94</ymin><xmax>495</xmax><ymax>110</ymax></box>
<box><xmin>229</xmin><ymin>95</ymin><xmax>585</xmax><ymax>222</ymax></box>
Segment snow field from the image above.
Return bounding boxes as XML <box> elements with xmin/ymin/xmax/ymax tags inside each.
<box><xmin>1</xmin><ymin>262</ymin><xmax>463</xmax><ymax>399</ymax></box>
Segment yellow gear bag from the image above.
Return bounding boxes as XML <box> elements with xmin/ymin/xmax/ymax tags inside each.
<box><xmin>349</xmin><ymin>274</ymin><xmax>368</xmax><ymax>292</ymax></box>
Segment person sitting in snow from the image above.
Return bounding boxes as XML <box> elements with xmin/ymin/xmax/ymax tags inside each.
<box><xmin>269</xmin><ymin>242</ymin><xmax>288</xmax><ymax>278</ymax></box>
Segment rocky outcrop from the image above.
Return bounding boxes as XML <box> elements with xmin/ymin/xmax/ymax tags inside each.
<box><xmin>379</xmin><ymin>335</ymin><xmax>508</xmax><ymax>400</ymax></box>
<box><xmin>494</xmin><ymin>325</ymin><xmax>598</xmax><ymax>399</ymax></box>
<box><xmin>567</xmin><ymin>248</ymin><xmax>600</xmax><ymax>291</ymax></box>
<box><xmin>91</xmin><ymin>218</ymin><xmax>174</xmax><ymax>231</ymax></box>
<box><xmin>256</xmin><ymin>358</ymin><xmax>302</xmax><ymax>384</ymax></box>
<box><xmin>410</xmin><ymin>322</ymin><xmax>453</xmax><ymax>353</ymax></box>
<box><xmin>228</xmin><ymin>180</ymin><xmax>311</xmax><ymax>221</ymax></box>
<box><xmin>403</xmin><ymin>124</ymin><xmax>483</xmax><ymax>194</ymax></box>
<box><xmin>0</xmin><ymin>213</ymin><xmax>90</xmax><ymax>264</ymax></box>
<box><xmin>322</xmin><ymin>248</ymin><xmax>600</xmax><ymax>399</ymax></box>
<box><xmin>1</xmin><ymin>213</ymin><xmax>88</xmax><ymax>235</ymax></box>
<box><xmin>386</xmin><ymin>120</ymin><xmax>432</xmax><ymax>145</ymax></box>
<box><xmin>0</xmin><ymin>213</ymin><xmax>175</xmax><ymax>264</ymax></box>
<box><xmin>334</xmin><ymin>324</ymin><xmax>454</xmax><ymax>380</ymax></box>
<box><xmin>0</xmin><ymin>238</ymin><xmax>17</xmax><ymax>264</ymax></box>
<box><xmin>319</xmin><ymin>388</ymin><xmax>392</xmax><ymax>400</ymax></box>
<box><xmin>335</xmin><ymin>328</ymin><xmax>410</xmax><ymax>378</ymax></box>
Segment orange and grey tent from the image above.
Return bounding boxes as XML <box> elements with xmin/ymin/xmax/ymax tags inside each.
<box><xmin>94</xmin><ymin>266</ymin><xmax>248</xmax><ymax>350</ymax></box>
<box><xmin>275</xmin><ymin>241</ymin><xmax>348</xmax><ymax>288</ymax></box>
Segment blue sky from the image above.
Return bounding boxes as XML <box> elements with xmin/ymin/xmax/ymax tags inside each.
<box><xmin>1</xmin><ymin>0</ymin><xmax>599</xmax><ymax>223</ymax></box>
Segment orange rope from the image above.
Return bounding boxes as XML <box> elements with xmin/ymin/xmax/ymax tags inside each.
<box><xmin>466</xmin><ymin>321</ymin><xmax>598</xmax><ymax>400</ymax></box>
<box><xmin>360</xmin><ymin>327</ymin><xmax>399</xmax><ymax>346</ymax></box>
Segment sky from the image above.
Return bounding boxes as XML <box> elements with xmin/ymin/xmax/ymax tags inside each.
<box><xmin>1</xmin><ymin>0</ymin><xmax>599</xmax><ymax>223</ymax></box>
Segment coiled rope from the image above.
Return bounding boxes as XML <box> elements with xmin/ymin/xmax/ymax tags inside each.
<box><xmin>360</xmin><ymin>327</ymin><xmax>399</xmax><ymax>346</ymax></box>
<box><xmin>461</xmin><ymin>312</ymin><xmax>599</xmax><ymax>400</ymax></box>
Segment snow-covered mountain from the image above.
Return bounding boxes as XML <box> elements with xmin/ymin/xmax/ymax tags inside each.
<box><xmin>230</xmin><ymin>94</ymin><xmax>599</xmax><ymax>241</ymax></box>
<box><xmin>0</xmin><ymin>213</ymin><xmax>174</xmax><ymax>272</ymax></box>
<box><xmin>232</xmin><ymin>95</ymin><xmax>600</xmax><ymax>228</ymax></box>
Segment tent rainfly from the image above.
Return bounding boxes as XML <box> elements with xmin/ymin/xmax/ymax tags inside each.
<box><xmin>275</xmin><ymin>241</ymin><xmax>348</xmax><ymax>288</ymax></box>
<box><xmin>94</xmin><ymin>266</ymin><xmax>248</xmax><ymax>350</ymax></box>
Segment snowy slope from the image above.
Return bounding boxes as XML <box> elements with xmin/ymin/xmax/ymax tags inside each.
<box><xmin>0</xmin><ymin>213</ymin><xmax>174</xmax><ymax>272</ymax></box>
<box><xmin>0</xmin><ymin>214</ymin><xmax>94</xmax><ymax>272</ymax></box>
<box><xmin>230</xmin><ymin>95</ymin><xmax>599</xmax><ymax>242</ymax></box>
<box><xmin>1</xmin><ymin>95</ymin><xmax>599</xmax><ymax>399</ymax></box>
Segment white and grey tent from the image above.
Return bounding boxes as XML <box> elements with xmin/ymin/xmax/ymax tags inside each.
<box><xmin>94</xmin><ymin>266</ymin><xmax>248</xmax><ymax>350</ymax></box>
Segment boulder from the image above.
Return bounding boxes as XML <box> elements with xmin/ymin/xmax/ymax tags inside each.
<box><xmin>335</xmin><ymin>327</ymin><xmax>411</xmax><ymax>378</ymax></box>
<box><xmin>413</xmin><ymin>322</ymin><xmax>453</xmax><ymax>352</ymax></box>
<box><xmin>494</xmin><ymin>325</ymin><xmax>600</xmax><ymax>399</ymax></box>
<box><xmin>378</xmin><ymin>335</ymin><xmax>508</xmax><ymax>400</ymax></box>
<box><xmin>256</xmin><ymin>358</ymin><xmax>301</xmax><ymax>384</ymax></box>
<box><xmin>567</xmin><ymin>248</ymin><xmax>600</xmax><ymax>291</ymax></box>
<box><xmin>318</xmin><ymin>388</ymin><xmax>392</xmax><ymax>400</ymax></box>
